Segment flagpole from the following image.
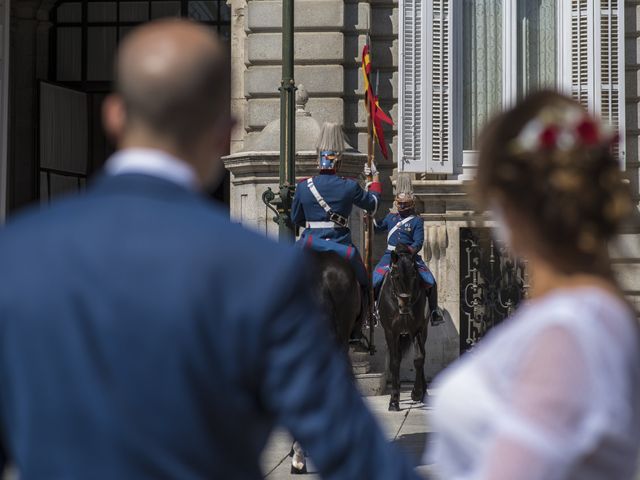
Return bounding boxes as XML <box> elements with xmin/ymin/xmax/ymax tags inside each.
<box><xmin>364</xmin><ymin>42</ymin><xmax>375</xmax><ymax>356</ymax></box>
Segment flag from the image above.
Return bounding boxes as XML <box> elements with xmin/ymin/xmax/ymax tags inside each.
<box><xmin>361</xmin><ymin>44</ymin><xmax>393</xmax><ymax>159</ymax></box>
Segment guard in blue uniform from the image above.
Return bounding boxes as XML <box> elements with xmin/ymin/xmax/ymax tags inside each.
<box><xmin>291</xmin><ymin>123</ymin><xmax>381</xmax><ymax>287</ymax></box>
<box><xmin>373</xmin><ymin>192</ymin><xmax>444</xmax><ymax>326</ymax></box>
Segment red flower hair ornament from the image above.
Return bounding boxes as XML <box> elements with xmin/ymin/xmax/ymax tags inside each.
<box><xmin>509</xmin><ymin>106</ymin><xmax>618</xmax><ymax>155</ymax></box>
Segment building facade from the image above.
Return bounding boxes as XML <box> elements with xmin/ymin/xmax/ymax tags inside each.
<box><xmin>0</xmin><ymin>1</ymin><xmax>638</xmax><ymax>377</ymax></box>
<box><xmin>226</xmin><ymin>0</ymin><xmax>640</xmax><ymax>376</ymax></box>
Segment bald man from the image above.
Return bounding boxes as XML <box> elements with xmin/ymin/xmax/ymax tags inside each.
<box><xmin>0</xmin><ymin>20</ymin><xmax>419</xmax><ymax>480</ymax></box>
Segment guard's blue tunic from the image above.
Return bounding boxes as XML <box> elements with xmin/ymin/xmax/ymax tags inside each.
<box><xmin>372</xmin><ymin>213</ymin><xmax>436</xmax><ymax>290</ymax></box>
<box><xmin>291</xmin><ymin>173</ymin><xmax>380</xmax><ymax>286</ymax></box>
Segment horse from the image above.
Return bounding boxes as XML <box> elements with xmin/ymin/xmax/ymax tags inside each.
<box><xmin>378</xmin><ymin>243</ymin><xmax>430</xmax><ymax>411</ymax></box>
<box><xmin>290</xmin><ymin>250</ymin><xmax>365</xmax><ymax>474</ymax></box>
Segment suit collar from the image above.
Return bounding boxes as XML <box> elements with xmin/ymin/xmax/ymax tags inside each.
<box><xmin>89</xmin><ymin>172</ymin><xmax>202</xmax><ymax>201</ymax></box>
<box><xmin>104</xmin><ymin>148</ymin><xmax>199</xmax><ymax>191</ymax></box>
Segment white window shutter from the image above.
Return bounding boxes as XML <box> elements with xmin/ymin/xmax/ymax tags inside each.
<box><xmin>597</xmin><ymin>0</ymin><xmax>625</xmax><ymax>165</ymax></box>
<box><xmin>568</xmin><ymin>0</ymin><xmax>625</xmax><ymax>166</ymax></box>
<box><xmin>399</xmin><ymin>0</ymin><xmax>424</xmax><ymax>172</ymax></box>
<box><xmin>570</xmin><ymin>0</ymin><xmax>591</xmax><ymax>109</ymax></box>
<box><xmin>426</xmin><ymin>0</ymin><xmax>454</xmax><ymax>174</ymax></box>
<box><xmin>399</xmin><ymin>0</ymin><xmax>453</xmax><ymax>174</ymax></box>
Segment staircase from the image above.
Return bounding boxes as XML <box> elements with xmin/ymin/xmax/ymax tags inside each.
<box><xmin>350</xmin><ymin>350</ymin><xmax>387</xmax><ymax>397</ymax></box>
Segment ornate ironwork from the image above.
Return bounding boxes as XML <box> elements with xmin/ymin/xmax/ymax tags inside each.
<box><xmin>460</xmin><ymin>228</ymin><xmax>528</xmax><ymax>353</ymax></box>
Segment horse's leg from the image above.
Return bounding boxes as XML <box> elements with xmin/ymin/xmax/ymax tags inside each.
<box><xmin>411</xmin><ymin>330</ymin><xmax>427</xmax><ymax>402</ymax></box>
<box><xmin>386</xmin><ymin>331</ymin><xmax>401</xmax><ymax>412</ymax></box>
<box><xmin>290</xmin><ymin>440</ymin><xmax>307</xmax><ymax>474</ymax></box>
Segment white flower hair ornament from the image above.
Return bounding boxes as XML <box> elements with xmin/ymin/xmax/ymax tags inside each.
<box><xmin>509</xmin><ymin>107</ymin><xmax>619</xmax><ymax>155</ymax></box>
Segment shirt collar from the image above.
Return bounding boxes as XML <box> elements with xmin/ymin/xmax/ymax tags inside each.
<box><xmin>104</xmin><ymin>148</ymin><xmax>199</xmax><ymax>191</ymax></box>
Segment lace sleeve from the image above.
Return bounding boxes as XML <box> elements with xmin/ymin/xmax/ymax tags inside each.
<box><xmin>476</xmin><ymin>325</ymin><xmax>594</xmax><ymax>480</ymax></box>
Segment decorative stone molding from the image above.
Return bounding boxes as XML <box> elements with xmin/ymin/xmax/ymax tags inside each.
<box><xmin>223</xmin><ymin>84</ymin><xmax>367</xmax><ymax>238</ymax></box>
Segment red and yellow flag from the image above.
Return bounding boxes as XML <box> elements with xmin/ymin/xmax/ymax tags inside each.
<box><xmin>361</xmin><ymin>44</ymin><xmax>393</xmax><ymax>159</ymax></box>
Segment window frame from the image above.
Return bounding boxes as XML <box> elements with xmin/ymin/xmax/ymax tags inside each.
<box><xmin>399</xmin><ymin>0</ymin><xmax>626</xmax><ymax>176</ymax></box>
<box><xmin>457</xmin><ymin>1</ymin><xmax>566</xmax><ymax>158</ymax></box>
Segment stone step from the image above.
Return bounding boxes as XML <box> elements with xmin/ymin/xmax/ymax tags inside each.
<box><xmin>349</xmin><ymin>350</ymin><xmax>373</xmax><ymax>364</ymax></box>
<box><xmin>355</xmin><ymin>372</ymin><xmax>387</xmax><ymax>397</ymax></box>
<box><xmin>352</xmin><ymin>361</ymin><xmax>371</xmax><ymax>375</ymax></box>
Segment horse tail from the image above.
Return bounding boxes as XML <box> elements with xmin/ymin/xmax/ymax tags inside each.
<box><xmin>398</xmin><ymin>334</ymin><xmax>412</xmax><ymax>357</ymax></box>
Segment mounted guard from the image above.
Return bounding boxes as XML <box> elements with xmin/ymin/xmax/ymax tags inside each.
<box><xmin>291</xmin><ymin>122</ymin><xmax>381</xmax><ymax>302</ymax></box>
<box><xmin>372</xmin><ymin>173</ymin><xmax>444</xmax><ymax>326</ymax></box>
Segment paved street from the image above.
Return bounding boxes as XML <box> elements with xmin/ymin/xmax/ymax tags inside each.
<box><xmin>261</xmin><ymin>390</ymin><xmax>438</xmax><ymax>479</ymax></box>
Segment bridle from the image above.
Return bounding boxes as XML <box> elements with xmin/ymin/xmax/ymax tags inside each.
<box><xmin>387</xmin><ymin>258</ymin><xmax>422</xmax><ymax>317</ymax></box>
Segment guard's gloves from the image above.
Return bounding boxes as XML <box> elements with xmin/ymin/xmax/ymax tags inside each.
<box><xmin>363</xmin><ymin>162</ymin><xmax>378</xmax><ymax>177</ymax></box>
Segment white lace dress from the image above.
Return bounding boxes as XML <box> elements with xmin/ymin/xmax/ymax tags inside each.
<box><xmin>427</xmin><ymin>287</ymin><xmax>640</xmax><ymax>480</ymax></box>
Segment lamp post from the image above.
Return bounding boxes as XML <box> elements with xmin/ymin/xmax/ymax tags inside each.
<box><xmin>262</xmin><ymin>0</ymin><xmax>297</xmax><ymax>242</ymax></box>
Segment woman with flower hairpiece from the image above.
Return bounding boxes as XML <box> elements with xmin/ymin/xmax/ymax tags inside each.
<box><xmin>426</xmin><ymin>91</ymin><xmax>640</xmax><ymax>479</ymax></box>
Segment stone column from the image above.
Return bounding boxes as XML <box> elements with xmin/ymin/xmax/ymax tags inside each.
<box><xmin>244</xmin><ymin>0</ymin><xmax>346</xmax><ymax>143</ymax></box>
<box><xmin>228</xmin><ymin>0</ymin><xmax>248</xmax><ymax>155</ymax></box>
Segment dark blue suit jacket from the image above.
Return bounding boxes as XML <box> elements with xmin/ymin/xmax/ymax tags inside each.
<box><xmin>0</xmin><ymin>174</ymin><xmax>419</xmax><ymax>479</ymax></box>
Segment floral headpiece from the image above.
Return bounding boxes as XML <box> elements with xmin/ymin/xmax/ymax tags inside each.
<box><xmin>509</xmin><ymin>106</ymin><xmax>618</xmax><ymax>155</ymax></box>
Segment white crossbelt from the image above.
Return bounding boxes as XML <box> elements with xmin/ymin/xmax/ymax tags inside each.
<box><xmin>307</xmin><ymin>178</ymin><xmax>332</xmax><ymax>215</ymax></box>
<box><xmin>306</xmin><ymin>221</ymin><xmax>337</xmax><ymax>229</ymax></box>
<box><xmin>387</xmin><ymin>215</ymin><xmax>415</xmax><ymax>250</ymax></box>
<box><xmin>306</xmin><ymin>178</ymin><xmax>348</xmax><ymax>228</ymax></box>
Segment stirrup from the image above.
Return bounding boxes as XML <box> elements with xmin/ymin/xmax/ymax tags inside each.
<box><xmin>368</xmin><ymin>306</ymin><xmax>379</xmax><ymax>328</ymax></box>
<box><xmin>430</xmin><ymin>308</ymin><xmax>444</xmax><ymax>327</ymax></box>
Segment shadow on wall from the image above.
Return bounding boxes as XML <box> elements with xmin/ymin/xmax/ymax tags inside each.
<box><xmin>424</xmin><ymin>309</ymin><xmax>459</xmax><ymax>382</ymax></box>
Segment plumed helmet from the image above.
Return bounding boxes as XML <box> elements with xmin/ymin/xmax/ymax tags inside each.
<box><xmin>316</xmin><ymin>123</ymin><xmax>345</xmax><ymax>171</ymax></box>
<box><xmin>395</xmin><ymin>173</ymin><xmax>415</xmax><ymax>214</ymax></box>
<box><xmin>395</xmin><ymin>193</ymin><xmax>415</xmax><ymax>214</ymax></box>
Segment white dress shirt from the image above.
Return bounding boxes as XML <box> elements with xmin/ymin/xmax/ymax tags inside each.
<box><xmin>104</xmin><ymin>148</ymin><xmax>198</xmax><ymax>190</ymax></box>
<box><xmin>428</xmin><ymin>286</ymin><xmax>640</xmax><ymax>479</ymax></box>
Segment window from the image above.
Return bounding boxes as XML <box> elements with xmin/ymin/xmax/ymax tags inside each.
<box><xmin>399</xmin><ymin>0</ymin><xmax>625</xmax><ymax>174</ymax></box>
<box><xmin>51</xmin><ymin>0</ymin><xmax>231</xmax><ymax>86</ymax></box>
<box><xmin>463</xmin><ymin>0</ymin><xmax>557</xmax><ymax>150</ymax></box>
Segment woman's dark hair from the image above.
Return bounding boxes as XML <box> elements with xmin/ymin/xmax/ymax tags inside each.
<box><xmin>475</xmin><ymin>90</ymin><xmax>633</xmax><ymax>272</ymax></box>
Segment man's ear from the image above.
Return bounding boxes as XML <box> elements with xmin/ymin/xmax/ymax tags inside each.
<box><xmin>102</xmin><ymin>94</ymin><xmax>127</xmax><ymax>145</ymax></box>
<box><xmin>391</xmin><ymin>250</ymin><xmax>399</xmax><ymax>264</ymax></box>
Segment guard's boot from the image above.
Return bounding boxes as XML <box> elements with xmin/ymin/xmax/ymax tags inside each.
<box><xmin>428</xmin><ymin>283</ymin><xmax>445</xmax><ymax>327</ymax></box>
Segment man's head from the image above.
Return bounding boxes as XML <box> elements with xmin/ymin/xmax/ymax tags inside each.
<box><xmin>103</xmin><ymin>19</ymin><xmax>232</xmax><ymax>187</ymax></box>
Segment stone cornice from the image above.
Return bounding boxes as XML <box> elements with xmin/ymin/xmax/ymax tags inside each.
<box><xmin>223</xmin><ymin>150</ymin><xmax>367</xmax><ymax>185</ymax></box>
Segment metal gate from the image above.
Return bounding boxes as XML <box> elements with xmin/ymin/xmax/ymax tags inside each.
<box><xmin>459</xmin><ymin>227</ymin><xmax>528</xmax><ymax>353</ymax></box>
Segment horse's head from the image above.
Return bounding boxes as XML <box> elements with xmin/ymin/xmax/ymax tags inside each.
<box><xmin>389</xmin><ymin>244</ymin><xmax>419</xmax><ymax>316</ymax></box>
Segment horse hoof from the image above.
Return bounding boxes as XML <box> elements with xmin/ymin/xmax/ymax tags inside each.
<box><xmin>291</xmin><ymin>464</ymin><xmax>307</xmax><ymax>475</ymax></box>
<box><xmin>411</xmin><ymin>390</ymin><xmax>424</xmax><ymax>402</ymax></box>
<box><xmin>388</xmin><ymin>401</ymin><xmax>400</xmax><ymax>412</ymax></box>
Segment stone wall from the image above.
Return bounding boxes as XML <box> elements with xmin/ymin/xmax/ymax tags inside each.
<box><xmin>228</xmin><ymin>0</ymin><xmax>640</xmax><ymax>380</ymax></box>
<box><xmin>623</xmin><ymin>0</ymin><xmax>640</xmax><ymax>314</ymax></box>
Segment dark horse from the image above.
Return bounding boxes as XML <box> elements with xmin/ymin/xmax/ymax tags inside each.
<box><xmin>313</xmin><ymin>251</ymin><xmax>364</xmax><ymax>345</ymax></box>
<box><xmin>378</xmin><ymin>244</ymin><xmax>429</xmax><ymax>411</ymax></box>
<box><xmin>290</xmin><ymin>250</ymin><xmax>365</xmax><ymax>474</ymax></box>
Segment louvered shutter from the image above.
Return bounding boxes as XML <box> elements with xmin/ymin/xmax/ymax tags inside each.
<box><xmin>399</xmin><ymin>0</ymin><xmax>424</xmax><ymax>171</ymax></box>
<box><xmin>568</xmin><ymin>0</ymin><xmax>625</xmax><ymax>165</ymax></box>
<box><xmin>399</xmin><ymin>0</ymin><xmax>454</xmax><ymax>173</ymax></box>
<box><xmin>597</xmin><ymin>0</ymin><xmax>625</xmax><ymax>164</ymax></box>
<box><xmin>427</xmin><ymin>0</ymin><xmax>453</xmax><ymax>173</ymax></box>
<box><xmin>570</xmin><ymin>0</ymin><xmax>591</xmax><ymax>108</ymax></box>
